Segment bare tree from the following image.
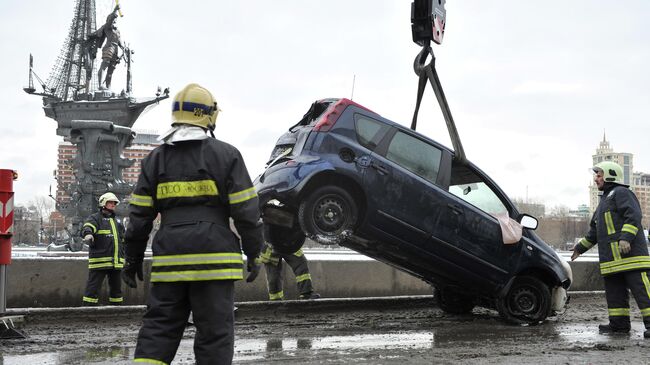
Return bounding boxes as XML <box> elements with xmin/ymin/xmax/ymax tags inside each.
<box><xmin>31</xmin><ymin>196</ymin><xmax>55</xmax><ymax>223</ymax></box>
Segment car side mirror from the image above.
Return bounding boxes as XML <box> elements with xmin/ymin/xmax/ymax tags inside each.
<box><xmin>518</xmin><ymin>214</ymin><xmax>538</xmax><ymax>230</ymax></box>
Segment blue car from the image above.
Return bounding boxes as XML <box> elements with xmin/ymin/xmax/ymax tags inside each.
<box><xmin>254</xmin><ymin>98</ymin><xmax>572</xmax><ymax>324</ymax></box>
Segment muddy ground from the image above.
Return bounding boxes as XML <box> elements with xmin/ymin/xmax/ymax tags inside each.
<box><xmin>2</xmin><ymin>293</ymin><xmax>650</xmax><ymax>364</ymax></box>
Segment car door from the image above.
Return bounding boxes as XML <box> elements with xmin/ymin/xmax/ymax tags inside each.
<box><xmin>444</xmin><ymin>162</ymin><xmax>520</xmax><ymax>287</ymax></box>
<box><xmin>362</xmin><ymin>128</ymin><xmax>457</xmax><ymax>261</ymax></box>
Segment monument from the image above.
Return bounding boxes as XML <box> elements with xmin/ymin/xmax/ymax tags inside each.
<box><xmin>24</xmin><ymin>0</ymin><xmax>168</xmax><ymax>249</ymax></box>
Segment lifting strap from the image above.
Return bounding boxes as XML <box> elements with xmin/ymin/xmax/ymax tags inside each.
<box><xmin>411</xmin><ymin>43</ymin><xmax>466</xmax><ymax>164</ymax></box>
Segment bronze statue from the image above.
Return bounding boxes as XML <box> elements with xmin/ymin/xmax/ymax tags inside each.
<box><xmin>87</xmin><ymin>5</ymin><xmax>123</xmax><ymax>90</ymax></box>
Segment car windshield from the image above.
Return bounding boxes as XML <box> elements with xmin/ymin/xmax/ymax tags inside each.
<box><xmin>448</xmin><ymin>163</ymin><xmax>508</xmax><ymax>216</ymax></box>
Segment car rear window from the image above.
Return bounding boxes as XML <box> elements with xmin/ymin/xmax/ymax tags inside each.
<box><xmin>385</xmin><ymin>131</ymin><xmax>442</xmax><ymax>184</ymax></box>
<box><xmin>355</xmin><ymin>115</ymin><xmax>388</xmax><ymax>150</ymax></box>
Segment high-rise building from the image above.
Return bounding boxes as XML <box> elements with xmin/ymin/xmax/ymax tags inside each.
<box><xmin>55</xmin><ymin>131</ymin><xmax>161</xmax><ymax>205</ymax></box>
<box><xmin>589</xmin><ymin>133</ymin><xmax>650</xmax><ymax>228</ymax></box>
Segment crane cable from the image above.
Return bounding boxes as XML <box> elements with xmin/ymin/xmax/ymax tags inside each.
<box><xmin>410</xmin><ymin>42</ymin><xmax>466</xmax><ymax>164</ymax></box>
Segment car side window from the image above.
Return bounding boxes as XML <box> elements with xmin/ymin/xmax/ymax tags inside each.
<box><xmin>449</xmin><ymin>181</ymin><xmax>508</xmax><ymax>216</ymax></box>
<box><xmin>385</xmin><ymin>131</ymin><xmax>441</xmax><ymax>184</ymax></box>
<box><xmin>355</xmin><ymin>115</ymin><xmax>388</xmax><ymax>150</ymax></box>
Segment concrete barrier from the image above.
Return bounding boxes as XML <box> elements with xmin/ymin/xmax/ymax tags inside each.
<box><xmin>5</xmin><ymin>253</ymin><xmax>603</xmax><ymax>308</ymax></box>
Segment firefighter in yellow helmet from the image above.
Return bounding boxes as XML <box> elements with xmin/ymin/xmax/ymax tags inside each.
<box><xmin>123</xmin><ymin>83</ymin><xmax>263</xmax><ymax>364</ymax></box>
<box><xmin>80</xmin><ymin>192</ymin><xmax>125</xmax><ymax>305</ymax></box>
<box><xmin>572</xmin><ymin>161</ymin><xmax>650</xmax><ymax>338</ymax></box>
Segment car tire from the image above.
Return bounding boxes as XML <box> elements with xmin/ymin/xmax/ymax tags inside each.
<box><xmin>497</xmin><ymin>275</ymin><xmax>551</xmax><ymax>325</ymax></box>
<box><xmin>434</xmin><ymin>287</ymin><xmax>475</xmax><ymax>314</ymax></box>
<box><xmin>263</xmin><ymin>223</ymin><xmax>306</xmax><ymax>255</ymax></box>
<box><xmin>298</xmin><ymin>185</ymin><xmax>358</xmax><ymax>244</ymax></box>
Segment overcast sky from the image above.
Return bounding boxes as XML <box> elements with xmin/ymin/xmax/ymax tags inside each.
<box><xmin>2</xmin><ymin>0</ymin><xmax>649</xmax><ymax>211</ymax></box>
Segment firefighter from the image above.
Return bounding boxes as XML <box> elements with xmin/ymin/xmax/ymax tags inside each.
<box><xmin>80</xmin><ymin>192</ymin><xmax>125</xmax><ymax>305</ymax></box>
<box><xmin>259</xmin><ymin>223</ymin><xmax>320</xmax><ymax>300</ymax></box>
<box><xmin>122</xmin><ymin>83</ymin><xmax>263</xmax><ymax>364</ymax></box>
<box><xmin>572</xmin><ymin>161</ymin><xmax>650</xmax><ymax>338</ymax></box>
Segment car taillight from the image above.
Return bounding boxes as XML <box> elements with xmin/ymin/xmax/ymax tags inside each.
<box><xmin>313</xmin><ymin>98</ymin><xmax>375</xmax><ymax>132</ymax></box>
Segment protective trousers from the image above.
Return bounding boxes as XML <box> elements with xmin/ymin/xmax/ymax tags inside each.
<box><xmin>82</xmin><ymin>269</ymin><xmax>122</xmax><ymax>305</ymax></box>
<box><xmin>134</xmin><ymin>280</ymin><xmax>235</xmax><ymax>365</ymax></box>
<box><xmin>264</xmin><ymin>250</ymin><xmax>313</xmax><ymax>300</ymax></box>
<box><xmin>604</xmin><ymin>270</ymin><xmax>650</xmax><ymax>330</ymax></box>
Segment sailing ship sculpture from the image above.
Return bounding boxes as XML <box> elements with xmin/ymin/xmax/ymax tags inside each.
<box><xmin>24</xmin><ymin>0</ymin><xmax>168</xmax><ymax>248</ymax></box>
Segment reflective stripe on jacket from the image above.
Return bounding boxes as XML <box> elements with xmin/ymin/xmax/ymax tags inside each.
<box><xmin>81</xmin><ymin>211</ymin><xmax>125</xmax><ymax>270</ymax></box>
<box><xmin>577</xmin><ymin>184</ymin><xmax>650</xmax><ymax>275</ymax></box>
<box><xmin>125</xmin><ymin>137</ymin><xmax>263</xmax><ymax>283</ymax></box>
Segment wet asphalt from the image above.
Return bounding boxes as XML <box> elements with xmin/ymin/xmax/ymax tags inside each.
<box><xmin>2</xmin><ymin>293</ymin><xmax>650</xmax><ymax>364</ymax></box>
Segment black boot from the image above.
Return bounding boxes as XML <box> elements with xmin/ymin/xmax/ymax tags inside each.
<box><xmin>299</xmin><ymin>292</ymin><xmax>321</xmax><ymax>300</ymax></box>
<box><xmin>644</xmin><ymin>330</ymin><xmax>650</xmax><ymax>339</ymax></box>
<box><xmin>598</xmin><ymin>323</ymin><xmax>630</xmax><ymax>334</ymax></box>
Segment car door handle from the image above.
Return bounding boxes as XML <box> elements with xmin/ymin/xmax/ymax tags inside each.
<box><xmin>371</xmin><ymin>161</ymin><xmax>389</xmax><ymax>175</ymax></box>
<box><xmin>447</xmin><ymin>203</ymin><xmax>463</xmax><ymax>215</ymax></box>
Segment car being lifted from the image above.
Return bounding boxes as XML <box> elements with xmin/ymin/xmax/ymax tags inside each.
<box><xmin>254</xmin><ymin>98</ymin><xmax>572</xmax><ymax>324</ymax></box>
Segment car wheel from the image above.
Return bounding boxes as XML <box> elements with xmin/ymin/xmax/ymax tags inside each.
<box><xmin>497</xmin><ymin>275</ymin><xmax>551</xmax><ymax>325</ymax></box>
<box><xmin>263</xmin><ymin>223</ymin><xmax>306</xmax><ymax>254</ymax></box>
<box><xmin>298</xmin><ymin>185</ymin><xmax>358</xmax><ymax>243</ymax></box>
<box><xmin>434</xmin><ymin>287</ymin><xmax>475</xmax><ymax>314</ymax></box>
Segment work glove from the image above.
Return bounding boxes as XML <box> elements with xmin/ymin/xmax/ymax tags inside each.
<box><xmin>246</xmin><ymin>258</ymin><xmax>260</xmax><ymax>283</ymax></box>
<box><xmin>83</xmin><ymin>234</ymin><xmax>94</xmax><ymax>242</ymax></box>
<box><xmin>122</xmin><ymin>256</ymin><xmax>144</xmax><ymax>288</ymax></box>
<box><xmin>619</xmin><ymin>240</ymin><xmax>631</xmax><ymax>254</ymax></box>
<box><xmin>570</xmin><ymin>244</ymin><xmax>581</xmax><ymax>261</ymax></box>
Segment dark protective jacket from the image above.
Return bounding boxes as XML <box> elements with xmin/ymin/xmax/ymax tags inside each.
<box><xmin>125</xmin><ymin>138</ymin><xmax>263</xmax><ymax>283</ymax></box>
<box><xmin>576</xmin><ymin>183</ymin><xmax>650</xmax><ymax>275</ymax></box>
<box><xmin>81</xmin><ymin>210</ymin><xmax>125</xmax><ymax>270</ymax></box>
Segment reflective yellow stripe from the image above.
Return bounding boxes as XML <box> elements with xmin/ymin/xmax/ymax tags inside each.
<box><xmin>641</xmin><ymin>307</ymin><xmax>650</xmax><ymax>317</ymax></box>
<box><xmin>88</xmin><ymin>257</ymin><xmax>112</xmax><ymax>263</ymax></box>
<box><xmin>259</xmin><ymin>247</ymin><xmax>279</xmax><ymax>265</ymax></box>
<box><xmin>89</xmin><ymin>262</ymin><xmax>115</xmax><ymax>269</ymax></box>
<box><xmin>83</xmin><ymin>222</ymin><xmax>97</xmax><ymax>234</ymax></box>
<box><xmin>150</xmin><ymin>269</ymin><xmax>243</xmax><ymax>282</ymax></box>
<box><xmin>604</xmin><ymin>211</ymin><xmax>615</xmax><ymax>235</ymax></box>
<box><xmin>611</xmin><ymin>242</ymin><xmax>622</xmax><ymax>261</ymax></box>
<box><xmin>608</xmin><ymin>308</ymin><xmax>630</xmax><ymax>316</ymax></box>
<box><xmin>130</xmin><ymin>193</ymin><xmax>154</xmax><ymax>207</ymax></box>
<box><xmin>296</xmin><ymin>273</ymin><xmax>311</xmax><ymax>283</ymax></box>
<box><xmin>228</xmin><ymin>187</ymin><xmax>257</xmax><ymax>204</ymax></box>
<box><xmin>109</xmin><ymin>218</ymin><xmax>120</xmax><ymax>268</ymax></box>
<box><xmin>96</xmin><ymin>229</ymin><xmax>111</xmax><ymax>234</ymax></box>
<box><xmin>156</xmin><ymin>180</ymin><xmax>218</xmax><ymax>199</ymax></box>
<box><xmin>82</xmin><ymin>296</ymin><xmax>98</xmax><ymax>303</ymax></box>
<box><xmin>579</xmin><ymin>238</ymin><xmax>594</xmax><ymax>250</ymax></box>
<box><xmin>600</xmin><ymin>256</ymin><xmax>650</xmax><ymax>268</ymax></box>
<box><xmin>642</xmin><ymin>272</ymin><xmax>650</xmax><ymax>301</ymax></box>
<box><xmin>269</xmin><ymin>291</ymin><xmax>284</xmax><ymax>300</ymax></box>
<box><xmin>134</xmin><ymin>359</ymin><xmax>168</xmax><ymax>365</ymax></box>
<box><xmin>293</xmin><ymin>249</ymin><xmax>304</xmax><ymax>257</ymax></box>
<box><xmin>109</xmin><ymin>297</ymin><xmax>123</xmax><ymax>303</ymax></box>
<box><xmin>152</xmin><ymin>252</ymin><xmax>243</xmax><ymax>267</ymax></box>
<box><xmin>600</xmin><ymin>256</ymin><xmax>650</xmax><ymax>275</ymax></box>
<box><xmin>622</xmin><ymin>224</ymin><xmax>638</xmax><ymax>235</ymax></box>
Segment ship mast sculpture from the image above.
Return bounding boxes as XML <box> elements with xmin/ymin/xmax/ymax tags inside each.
<box><xmin>24</xmin><ymin>0</ymin><xmax>169</xmax><ymax>249</ymax></box>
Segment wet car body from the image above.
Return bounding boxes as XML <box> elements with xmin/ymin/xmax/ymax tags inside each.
<box><xmin>254</xmin><ymin>98</ymin><xmax>572</xmax><ymax>324</ymax></box>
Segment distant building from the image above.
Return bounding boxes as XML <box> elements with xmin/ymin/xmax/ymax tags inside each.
<box><xmin>568</xmin><ymin>204</ymin><xmax>590</xmax><ymax>219</ymax></box>
<box><xmin>589</xmin><ymin>133</ymin><xmax>650</xmax><ymax>228</ymax></box>
<box><xmin>55</xmin><ymin>131</ymin><xmax>161</xmax><ymax>205</ymax></box>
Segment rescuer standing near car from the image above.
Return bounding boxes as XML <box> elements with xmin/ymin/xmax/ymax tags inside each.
<box><xmin>259</xmin><ymin>225</ymin><xmax>320</xmax><ymax>300</ymax></box>
<box><xmin>572</xmin><ymin>161</ymin><xmax>650</xmax><ymax>338</ymax></box>
<box><xmin>80</xmin><ymin>192</ymin><xmax>125</xmax><ymax>305</ymax></box>
<box><xmin>122</xmin><ymin>83</ymin><xmax>264</xmax><ymax>364</ymax></box>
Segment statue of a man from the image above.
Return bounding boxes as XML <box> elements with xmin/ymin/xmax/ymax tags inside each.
<box><xmin>87</xmin><ymin>5</ymin><xmax>123</xmax><ymax>90</ymax></box>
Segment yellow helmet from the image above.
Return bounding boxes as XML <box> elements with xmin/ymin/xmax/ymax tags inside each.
<box><xmin>593</xmin><ymin>161</ymin><xmax>625</xmax><ymax>185</ymax></box>
<box><xmin>98</xmin><ymin>192</ymin><xmax>120</xmax><ymax>208</ymax></box>
<box><xmin>171</xmin><ymin>83</ymin><xmax>220</xmax><ymax>130</ymax></box>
